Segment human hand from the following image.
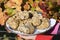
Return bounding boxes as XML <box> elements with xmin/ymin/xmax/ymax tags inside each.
<box><xmin>17</xmin><ymin>34</ymin><xmax>36</xmax><ymax>40</ymax></box>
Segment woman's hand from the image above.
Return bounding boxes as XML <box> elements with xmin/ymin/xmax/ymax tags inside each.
<box><xmin>17</xmin><ymin>34</ymin><xmax>36</xmax><ymax>40</ymax></box>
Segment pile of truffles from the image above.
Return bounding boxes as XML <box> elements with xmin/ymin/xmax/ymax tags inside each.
<box><xmin>7</xmin><ymin>11</ymin><xmax>49</xmax><ymax>34</ymax></box>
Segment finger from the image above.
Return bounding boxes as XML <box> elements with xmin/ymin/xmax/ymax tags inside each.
<box><xmin>20</xmin><ymin>35</ymin><xmax>36</xmax><ymax>40</ymax></box>
<box><xmin>17</xmin><ymin>34</ymin><xmax>30</xmax><ymax>39</ymax></box>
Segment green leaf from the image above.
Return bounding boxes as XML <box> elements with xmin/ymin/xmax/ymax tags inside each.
<box><xmin>7</xmin><ymin>8</ymin><xmax>15</xmax><ymax>16</ymax></box>
<box><xmin>31</xmin><ymin>7</ymin><xmax>35</xmax><ymax>11</ymax></box>
<box><xmin>7</xmin><ymin>8</ymin><xmax>14</xmax><ymax>14</ymax></box>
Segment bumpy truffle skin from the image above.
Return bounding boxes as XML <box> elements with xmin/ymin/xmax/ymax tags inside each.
<box><xmin>17</xmin><ymin>23</ymin><xmax>30</xmax><ymax>34</ymax></box>
<box><xmin>7</xmin><ymin>17</ymin><xmax>18</xmax><ymax>29</ymax></box>
<box><xmin>24</xmin><ymin>21</ymin><xmax>35</xmax><ymax>34</ymax></box>
<box><xmin>17</xmin><ymin>11</ymin><xmax>29</xmax><ymax>20</ymax></box>
<box><xmin>32</xmin><ymin>17</ymin><xmax>41</xmax><ymax>26</ymax></box>
<box><xmin>37</xmin><ymin>18</ymin><xmax>49</xmax><ymax>30</ymax></box>
<box><xmin>7</xmin><ymin>10</ymin><xmax>49</xmax><ymax>34</ymax></box>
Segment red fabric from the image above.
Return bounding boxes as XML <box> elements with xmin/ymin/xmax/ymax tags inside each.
<box><xmin>35</xmin><ymin>35</ymin><xmax>53</xmax><ymax>40</ymax></box>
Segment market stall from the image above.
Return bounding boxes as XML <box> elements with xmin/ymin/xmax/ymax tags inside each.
<box><xmin>0</xmin><ymin>0</ymin><xmax>60</xmax><ymax>40</ymax></box>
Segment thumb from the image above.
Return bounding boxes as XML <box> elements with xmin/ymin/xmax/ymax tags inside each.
<box><xmin>17</xmin><ymin>34</ymin><xmax>36</xmax><ymax>40</ymax></box>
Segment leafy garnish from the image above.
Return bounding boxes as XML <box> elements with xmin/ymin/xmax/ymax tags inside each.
<box><xmin>31</xmin><ymin>7</ymin><xmax>35</xmax><ymax>11</ymax></box>
<box><xmin>6</xmin><ymin>8</ymin><xmax>15</xmax><ymax>16</ymax></box>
